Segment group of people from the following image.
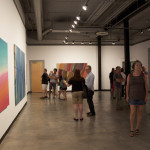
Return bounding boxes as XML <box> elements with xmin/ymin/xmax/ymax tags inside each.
<box><xmin>41</xmin><ymin>65</ymin><xmax>96</xmax><ymax>121</ymax></box>
<box><xmin>41</xmin><ymin>60</ymin><xmax>148</xmax><ymax>137</ymax></box>
<box><xmin>109</xmin><ymin>60</ymin><xmax>148</xmax><ymax>137</ymax></box>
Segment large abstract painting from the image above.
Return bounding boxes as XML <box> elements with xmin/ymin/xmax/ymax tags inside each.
<box><xmin>0</xmin><ymin>38</ymin><xmax>9</xmax><ymax>112</ymax></box>
<box><xmin>57</xmin><ymin>63</ymin><xmax>87</xmax><ymax>81</ymax></box>
<box><xmin>14</xmin><ymin>45</ymin><xmax>25</xmax><ymax>105</ymax></box>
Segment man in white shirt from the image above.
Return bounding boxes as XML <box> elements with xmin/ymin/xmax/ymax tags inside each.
<box><xmin>85</xmin><ymin>65</ymin><xmax>95</xmax><ymax>116</ymax></box>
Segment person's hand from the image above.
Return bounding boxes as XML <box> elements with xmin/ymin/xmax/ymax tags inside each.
<box><xmin>145</xmin><ymin>96</ymin><xmax>148</xmax><ymax>103</ymax></box>
<box><xmin>126</xmin><ymin>96</ymin><xmax>129</xmax><ymax>103</ymax></box>
<box><xmin>63</xmin><ymin>80</ymin><xmax>66</xmax><ymax>83</ymax></box>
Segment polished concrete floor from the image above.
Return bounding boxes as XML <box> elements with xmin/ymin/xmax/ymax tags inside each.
<box><xmin>1</xmin><ymin>92</ymin><xmax>150</xmax><ymax>150</ymax></box>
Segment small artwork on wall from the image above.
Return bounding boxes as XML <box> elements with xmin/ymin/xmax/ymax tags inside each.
<box><xmin>14</xmin><ymin>45</ymin><xmax>25</xmax><ymax>105</ymax></box>
<box><xmin>57</xmin><ymin>63</ymin><xmax>87</xmax><ymax>81</ymax></box>
<box><xmin>0</xmin><ymin>38</ymin><xmax>9</xmax><ymax>113</ymax></box>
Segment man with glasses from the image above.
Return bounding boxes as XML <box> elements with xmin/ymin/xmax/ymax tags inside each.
<box><xmin>85</xmin><ymin>65</ymin><xmax>95</xmax><ymax>116</ymax></box>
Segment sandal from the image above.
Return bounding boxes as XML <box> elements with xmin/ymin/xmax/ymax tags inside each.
<box><xmin>135</xmin><ymin>129</ymin><xmax>140</xmax><ymax>135</ymax></box>
<box><xmin>130</xmin><ymin>131</ymin><xmax>134</xmax><ymax>137</ymax></box>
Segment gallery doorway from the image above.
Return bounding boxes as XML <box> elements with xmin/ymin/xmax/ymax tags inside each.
<box><xmin>30</xmin><ymin>60</ymin><xmax>44</xmax><ymax>92</ymax></box>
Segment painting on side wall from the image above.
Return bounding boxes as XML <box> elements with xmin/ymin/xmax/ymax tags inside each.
<box><xmin>57</xmin><ymin>63</ymin><xmax>87</xmax><ymax>81</ymax></box>
<box><xmin>0</xmin><ymin>38</ymin><xmax>9</xmax><ymax>113</ymax></box>
<box><xmin>14</xmin><ymin>45</ymin><xmax>25</xmax><ymax>105</ymax></box>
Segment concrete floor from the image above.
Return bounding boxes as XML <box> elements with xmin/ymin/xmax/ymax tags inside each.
<box><xmin>1</xmin><ymin>91</ymin><xmax>150</xmax><ymax>150</ymax></box>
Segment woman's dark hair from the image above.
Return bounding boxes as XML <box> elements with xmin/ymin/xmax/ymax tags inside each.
<box><xmin>132</xmin><ymin>60</ymin><xmax>142</xmax><ymax>70</ymax></box>
<box><xmin>73</xmin><ymin>69</ymin><xmax>81</xmax><ymax>80</ymax></box>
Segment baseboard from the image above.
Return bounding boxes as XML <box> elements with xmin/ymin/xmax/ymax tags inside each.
<box><xmin>0</xmin><ymin>102</ymin><xmax>27</xmax><ymax>144</ymax></box>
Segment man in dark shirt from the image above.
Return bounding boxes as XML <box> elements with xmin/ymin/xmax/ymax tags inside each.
<box><xmin>113</xmin><ymin>66</ymin><xmax>124</xmax><ymax>110</ymax></box>
<box><xmin>41</xmin><ymin>68</ymin><xmax>48</xmax><ymax>99</ymax></box>
<box><xmin>109</xmin><ymin>68</ymin><xmax>114</xmax><ymax>92</ymax></box>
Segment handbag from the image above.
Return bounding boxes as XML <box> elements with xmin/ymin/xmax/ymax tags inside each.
<box><xmin>82</xmin><ymin>82</ymin><xmax>88</xmax><ymax>99</ymax></box>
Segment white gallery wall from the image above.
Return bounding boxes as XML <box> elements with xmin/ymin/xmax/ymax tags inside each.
<box><xmin>0</xmin><ymin>0</ymin><xmax>27</xmax><ymax>140</ymax></box>
<box><xmin>27</xmin><ymin>46</ymin><xmax>98</xmax><ymax>91</ymax></box>
<box><xmin>27</xmin><ymin>40</ymin><xmax>150</xmax><ymax>91</ymax></box>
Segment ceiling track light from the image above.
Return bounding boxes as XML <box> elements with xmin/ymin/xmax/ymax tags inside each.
<box><xmin>81</xmin><ymin>41</ymin><xmax>84</xmax><ymax>45</ymax></box>
<box><xmin>140</xmin><ymin>30</ymin><xmax>144</xmax><ymax>34</ymax></box>
<box><xmin>82</xmin><ymin>5</ymin><xmax>87</xmax><ymax>11</ymax></box>
<box><xmin>76</xmin><ymin>16</ymin><xmax>80</xmax><ymax>21</ymax></box>
<box><xmin>148</xmin><ymin>28</ymin><xmax>150</xmax><ymax>31</ymax></box>
<box><xmin>69</xmin><ymin>29</ymin><xmax>73</xmax><ymax>32</ymax></box>
<box><xmin>74</xmin><ymin>20</ymin><xmax>78</xmax><ymax>25</ymax></box>
<box><xmin>65</xmin><ymin>36</ymin><xmax>68</xmax><ymax>40</ymax></box>
<box><xmin>72</xmin><ymin>41</ymin><xmax>75</xmax><ymax>44</ymax></box>
<box><xmin>112</xmin><ymin>42</ymin><xmax>115</xmax><ymax>45</ymax></box>
<box><xmin>72</xmin><ymin>24</ymin><xmax>75</xmax><ymax>28</ymax></box>
<box><xmin>89</xmin><ymin>41</ymin><xmax>92</xmax><ymax>45</ymax></box>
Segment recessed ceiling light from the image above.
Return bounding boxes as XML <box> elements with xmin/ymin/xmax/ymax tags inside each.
<box><xmin>82</xmin><ymin>5</ymin><xmax>87</xmax><ymax>11</ymax></box>
<box><xmin>74</xmin><ymin>21</ymin><xmax>78</xmax><ymax>25</ymax></box>
<box><xmin>76</xmin><ymin>16</ymin><xmax>80</xmax><ymax>21</ymax></box>
<box><xmin>72</xmin><ymin>24</ymin><xmax>75</xmax><ymax>28</ymax></box>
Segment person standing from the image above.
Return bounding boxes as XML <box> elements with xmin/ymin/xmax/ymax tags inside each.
<box><xmin>64</xmin><ymin>69</ymin><xmax>85</xmax><ymax>121</ymax></box>
<box><xmin>114</xmin><ymin>66</ymin><xmax>124</xmax><ymax>110</ymax></box>
<box><xmin>121</xmin><ymin>68</ymin><xmax>126</xmax><ymax>98</ymax></box>
<box><xmin>126</xmin><ymin>60</ymin><xmax>148</xmax><ymax>137</ymax></box>
<box><xmin>49</xmin><ymin>68</ymin><xmax>58</xmax><ymax>98</ymax></box>
<box><xmin>109</xmin><ymin>68</ymin><xmax>115</xmax><ymax>93</ymax></box>
<box><xmin>85</xmin><ymin>65</ymin><xmax>95</xmax><ymax>117</ymax></box>
<box><xmin>40</xmin><ymin>68</ymin><xmax>49</xmax><ymax>99</ymax></box>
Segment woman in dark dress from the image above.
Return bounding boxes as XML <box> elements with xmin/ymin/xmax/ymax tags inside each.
<box><xmin>126</xmin><ymin>60</ymin><xmax>148</xmax><ymax>137</ymax></box>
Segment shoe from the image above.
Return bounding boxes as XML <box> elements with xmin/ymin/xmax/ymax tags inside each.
<box><xmin>74</xmin><ymin>118</ymin><xmax>78</xmax><ymax>121</ymax></box>
<box><xmin>87</xmin><ymin>112</ymin><xmax>91</xmax><ymax>115</ymax></box>
<box><xmin>80</xmin><ymin>118</ymin><xmax>84</xmax><ymax>121</ymax></box>
<box><xmin>87</xmin><ymin>113</ymin><xmax>95</xmax><ymax>117</ymax></box>
<box><xmin>40</xmin><ymin>97</ymin><xmax>45</xmax><ymax>99</ymax></box>
<box><xmin>135</xmin><ymin>129</ymin><xmax>140</xmax><ymax>135</ymax></box>
<box><xmin>130</xmin><ymin>131</ymin><xmax>134</xmax><ymax>137</ymax></box>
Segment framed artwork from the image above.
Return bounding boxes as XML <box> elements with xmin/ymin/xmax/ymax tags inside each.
<box><xmin>57</xmin><ymin>63</ymin><xmax>87</xmax><ymax>81</ymax></box>
<box><xmin>0</xmin><ymin>38</ymin><xmax>9</xmax><ymax>112</ymax></box>
<box><xmin>14</xmin><ymin>45</ymin><xmax>25</xmax><ymax>105</ymax></box>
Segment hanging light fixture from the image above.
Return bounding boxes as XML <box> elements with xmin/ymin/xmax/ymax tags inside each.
<box><xmin>82</xmin><ymin>5</ymin><xmax>87</xmax><ymax>11</ymax></box>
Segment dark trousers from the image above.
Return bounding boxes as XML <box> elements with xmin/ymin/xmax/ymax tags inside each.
<box><xmin>121</xmin><ymin>85</ymin><xmax>124</xmax><ymax>97</ymax></box>
<box><xmin>87</xmin><ymin>90</ymin><xmax>95</xmax><ymax>114</ymax></box>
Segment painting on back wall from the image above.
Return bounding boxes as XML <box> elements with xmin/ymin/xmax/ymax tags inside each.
<box><xmin>57</xmin><ymin>63</ymin><xmax>87</xmax><ymax>81</ymax></box>
<box><xmin>0</xmin><ymin>38</ymin><xmax>9</xmax><ymax>113</ymax></box>
<box><xmin>14</xmin><ymin>45</ymin><xmax>25</xmax><ymax>105</ymax></box>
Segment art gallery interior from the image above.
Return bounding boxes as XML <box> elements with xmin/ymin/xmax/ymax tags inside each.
<box><xmin>0</xmin><ymin>0</ymin><xmax>150</xmax><ymax>149</ymax></box>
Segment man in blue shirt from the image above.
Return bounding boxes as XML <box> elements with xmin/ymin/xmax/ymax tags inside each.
<box><xmin>85</xmin><ymin>65</ymin><xmax>95</xmax><ymax>116</ymax></box>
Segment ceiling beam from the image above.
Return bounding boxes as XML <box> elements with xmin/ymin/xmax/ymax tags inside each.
<box><xmin>13</xmin><ymin>0</ymin><xmax>25</xmax><ymax>25</ymax></box>
<box><xmin>105</xmin><ymin>0</ymin><xmax>150</xmax><ymax>29</ymax></box>
<box><xmin>33</xmin><ymin>0</ymin><xmax>43</xmax><ymax>40</ymax></box>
